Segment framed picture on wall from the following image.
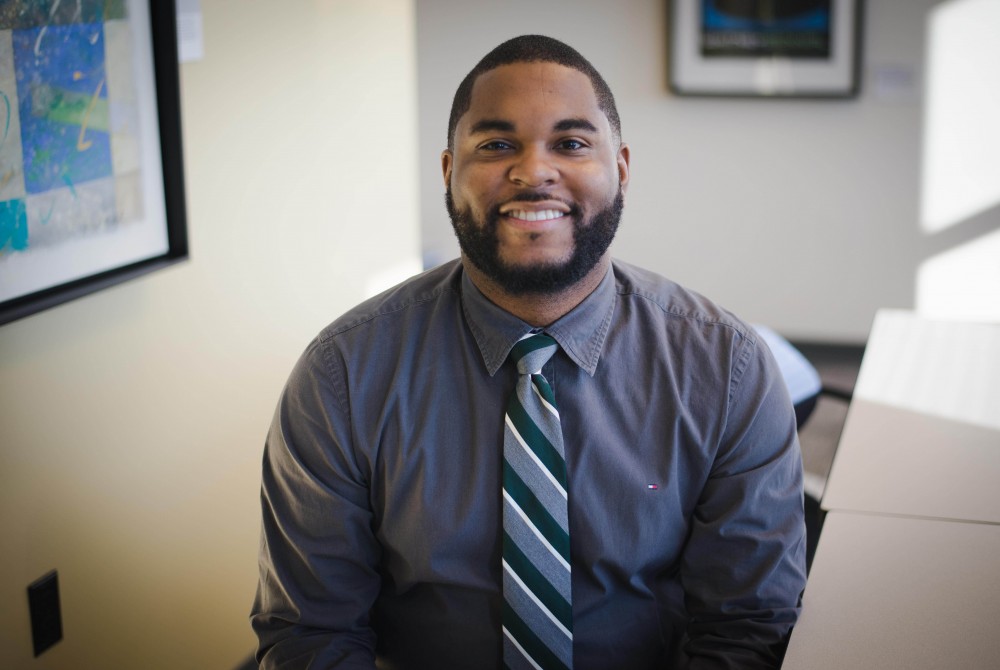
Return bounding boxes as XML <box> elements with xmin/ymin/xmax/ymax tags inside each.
<box><xmin>0</xmin><ymin>0</ymin><xmax>187</xmax><ymax>326</ymax></box>
<box><xmin>669</xmin><ymin>0</ymin><xmax>862</xmax><ymax>97</ymax></box>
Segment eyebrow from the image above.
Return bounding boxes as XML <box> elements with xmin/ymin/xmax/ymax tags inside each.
<box><xmin>553</xmin><ymin>118</ymin><xmax>599</xmax><ymax>133</ymax></box>
<box><xmin>468</xmin><ymin>119</ymin><xmax>516</xmax><ymax>135</ymax></box>
<box><xmin>467</xmin><ymin>117</ymin><xmax>601</xmax><ymax>136</ymax></box>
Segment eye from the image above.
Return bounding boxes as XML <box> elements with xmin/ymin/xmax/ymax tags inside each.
<box><xmin>478</xmin><ymin>140</ymin><xmax>514</xmax><ymax>152</ymax></box>
<box><xmin>556</xmin><ymin>138</ymin><xmax>588</xmax><ymax>152</ymax></box>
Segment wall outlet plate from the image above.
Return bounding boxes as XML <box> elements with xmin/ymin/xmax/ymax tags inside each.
<box><xmin>27</xmin><ymin>570</ymin><xmax>63</xmax><ymax>656</ymax></box>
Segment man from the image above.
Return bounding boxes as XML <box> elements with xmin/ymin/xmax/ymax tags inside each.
<box><xmin>252</xmin><ymin>35</ymin><xmax>806</xmax><ymax>670</ymax></box>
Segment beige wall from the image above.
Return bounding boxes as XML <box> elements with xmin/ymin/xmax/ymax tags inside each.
<box><xmin>0</xmin><ymin>1</ymin><xmax>419</xmax><ymax>667</ymax></box>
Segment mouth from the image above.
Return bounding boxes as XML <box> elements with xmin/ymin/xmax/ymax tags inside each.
<box><xmin>497</xmin><ymin>199</ymin><xmax>573</xmax><ymax>225</ymax></box>
<box><xmin>503</xmin><ymin>208</ymin><xmax>568</xmax><ymax>222</ymax></box>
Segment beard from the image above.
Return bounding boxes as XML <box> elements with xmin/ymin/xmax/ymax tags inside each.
<box><xmin>446</xmin><ymin>187</ymin><xmax>624</xmax><ymax>296</ymax></box>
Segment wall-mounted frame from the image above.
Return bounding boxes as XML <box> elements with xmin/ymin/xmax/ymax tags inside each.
<box><xmin>669</xmin><ymin>0</ymin><xmax>862</xmax><ymax>97</ymax></box>
<box><xmin>0</xmin><ymin>0</ymin><xmax>187</xmax><ymax>326</ymax></box>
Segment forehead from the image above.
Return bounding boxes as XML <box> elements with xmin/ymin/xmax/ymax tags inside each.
<box><xmin>460</xmin><ymin>61</ymin><xmax>606</xmax><ymax>133</ymax></box>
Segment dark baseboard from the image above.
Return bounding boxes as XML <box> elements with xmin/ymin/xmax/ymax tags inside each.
<box><xmin>790</xmin><ymin>340</ymin><xmax>866</xmax><ymax>367</ymax></box>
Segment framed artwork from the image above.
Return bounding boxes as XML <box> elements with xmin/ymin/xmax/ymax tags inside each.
<box><xmin>669</xmin><ymin>0</ymin><xmax>862</xmax><ymax>97</ymax></box>
<box><xmin>0</xmin><ymin>0</ymin><xmax>187</xmax><ymax>326</ymax></box>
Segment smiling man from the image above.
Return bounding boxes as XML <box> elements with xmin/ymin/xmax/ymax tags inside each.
<box><xmin>252</xmin><ymin>36</ymin><xmax>806</xmax><ymax>670</ymax></box>
<box><xmin>443</xmin><ymin>58</ymin><xmax>627</xmax><ymax>321</ymax></box>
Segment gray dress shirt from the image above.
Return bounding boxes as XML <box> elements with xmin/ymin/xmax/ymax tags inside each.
<box><xmin>252</xmin><ymin>259</ymin><xmax>806</xmax><ymax>670</ymax></box>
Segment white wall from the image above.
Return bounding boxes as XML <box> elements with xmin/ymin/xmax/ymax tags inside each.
<box><xmin>0</xmin><ymin>1</ymin><xmax>419</xmax><ymax>667</ymax></box>
<box><xmin>417</xmin><ymin>0</ymin><xmax>943</xmax><ymax>342</ymax></box>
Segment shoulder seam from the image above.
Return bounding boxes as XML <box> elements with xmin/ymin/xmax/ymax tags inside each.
<box><xmin>728</xmin><ymin>332</ymin><xmax>756</xmax><ymax>405</ymax></box>
<box><xmin>319</xmin><ymin>283</ymin><xmax>457</xmax><ymax>343</ymax></box>
<box><xmin>615</xmin><ymin>286</ymin><xmax>752</xmax><ymax>338</ymax></box>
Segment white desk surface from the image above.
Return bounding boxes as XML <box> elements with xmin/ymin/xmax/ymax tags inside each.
<box><xmin>850</xmin><ymin>310</ymin><xmax>1000</xmax><ymax>432</ymax></box>
<box><xmin>783</xmin><ymin>512</ymin><xmax>1000</xmax><ymax>670</ymax></box>
<box><xmin>822</xmin><ymin>309</ymin><xmax>1000</xmax><ymax>522</ymax></box>
<box><xmin>822</xmin><ymin>398</ymin><xmax>1000</xmax><ymax>523</ymax></box>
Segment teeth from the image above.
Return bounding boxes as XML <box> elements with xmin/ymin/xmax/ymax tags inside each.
<box><xmin>508</xmin><ymin>209</ymin><xmax>565</xmax><ymax>222</ymax></box>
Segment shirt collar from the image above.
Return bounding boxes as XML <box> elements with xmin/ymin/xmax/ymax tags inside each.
<box><xmin>460</xmin><ymin>263</ymin><xmax>617</xmax><ymax>377</ymax></box>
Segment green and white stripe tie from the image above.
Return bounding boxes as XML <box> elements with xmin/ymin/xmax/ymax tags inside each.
<box><xmin>502</xmin><ymin>333</ymin><xmax>573</xmax><ymax>670</ymax></box>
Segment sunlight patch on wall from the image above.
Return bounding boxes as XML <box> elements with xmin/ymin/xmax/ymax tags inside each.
<box><xmin>917</xmin><ymin>0</ymin><xmax>1000</xmax><ymax>322</ymax></box>
<box><xmin>920</xmin><ymin>0</ymin><xmax>1000</xmax><ymax>233</ymax></box>
<box><xmin>916</xmin><ymin>226</ymin><xmax>1000</xmax><ymax>321</ymax></box>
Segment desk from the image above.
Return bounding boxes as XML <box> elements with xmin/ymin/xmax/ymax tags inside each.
<box><xmin>821</xmin><ymin>399</ymin><xmax>1000</xmax><ymax>522</ymax></box>
<box><xmin>782</xmin><ymin>511</ymin><xmax>1000</xmax><ymax>669</ymax></box>
<box><xmin>821</xmin><ymin>310</ymin><xmax>1000</xmax><ymax>521</ymax></box>
<box><xmin>787</xmin><ymin>310</ymin><xmax>1000</xmax><ymax>668</ymax></box>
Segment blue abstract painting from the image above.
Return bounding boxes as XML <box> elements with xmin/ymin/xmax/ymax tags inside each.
<box><xmin>14</xmin><ymin>22</ymin><xmax>113</xmax><ymax>195</ymax></box>
<box><xmin>0</xmin><ymin>0</ymin><xmax>175</xmax><ymax>321</ymax></box>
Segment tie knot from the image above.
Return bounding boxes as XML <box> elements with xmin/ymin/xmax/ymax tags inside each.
<box><xmin>509</xmin><ymin>333</ymin><xmax>558</xmax><ymax>375</ymax></box>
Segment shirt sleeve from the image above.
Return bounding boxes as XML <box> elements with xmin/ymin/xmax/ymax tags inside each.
<box><xmin>677</xmin><ymin>331</ymin><xmax>808</xmax><ymax>669</ymax></box>
<box><xmin>251</xmin><ymin>337</ymin><xmax>380</xmax><ymax>669</ymax></box>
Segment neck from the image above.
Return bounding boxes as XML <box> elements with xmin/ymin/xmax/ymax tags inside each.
<box><xmin>462</xmin><ymin>255</ymin><xmax>610</xmax><ymax>327</ymax></box>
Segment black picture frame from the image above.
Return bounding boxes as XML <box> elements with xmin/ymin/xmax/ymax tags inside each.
<box><xmin>669</xmin><ymin>0</ymin><xmax>863</xmax><ymax>98</ymax></box>
<box><xmin>0</xmin><ymin>0</ymin><xmax>188</xmax><ymax>326</ymax></box>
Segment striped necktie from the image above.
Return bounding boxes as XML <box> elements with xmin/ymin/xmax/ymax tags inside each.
<box><xmin>502</xmin><ymin>333</ymin><xmax>573</xmax><ymax>670</ymax></box>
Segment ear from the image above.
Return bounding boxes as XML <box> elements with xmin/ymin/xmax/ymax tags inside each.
<box><xmin>617</xmin><ymin>143</ymin><xmax>631</xmax><ymax>194</ymax></box>
<box><xmin>441</xmin><ymin>149</ymin><xmax>454</xmax><ymax>188</ymax></box>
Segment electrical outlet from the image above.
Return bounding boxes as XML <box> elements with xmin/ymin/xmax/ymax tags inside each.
<box><xmin>27</xmin><ymin>570</ymin><xmax>63</xmax><ymax>656</ymax></box>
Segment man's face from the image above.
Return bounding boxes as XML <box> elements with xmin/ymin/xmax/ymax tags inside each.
<box><xmin>442</xmin><ymin>61</ymin><xmax>630</xmax><ymax>295</ymax></box>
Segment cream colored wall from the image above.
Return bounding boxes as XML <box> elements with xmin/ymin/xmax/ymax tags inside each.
<box><xmin>0</xmin><ymin>1</ymin><xmax>419</xmax><ymax>667</ymax></box>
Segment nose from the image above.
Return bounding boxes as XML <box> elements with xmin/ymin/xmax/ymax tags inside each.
<box><xmin>508</xmin><ymin>145</ymin><xmax>559</xmax><ymax>187</ymax></box>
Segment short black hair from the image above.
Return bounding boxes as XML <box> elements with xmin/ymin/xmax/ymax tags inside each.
<box><xmin>446</xmin><ymin>35</ymin><xmax>621</xmax><ymax>150</ymax></box>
